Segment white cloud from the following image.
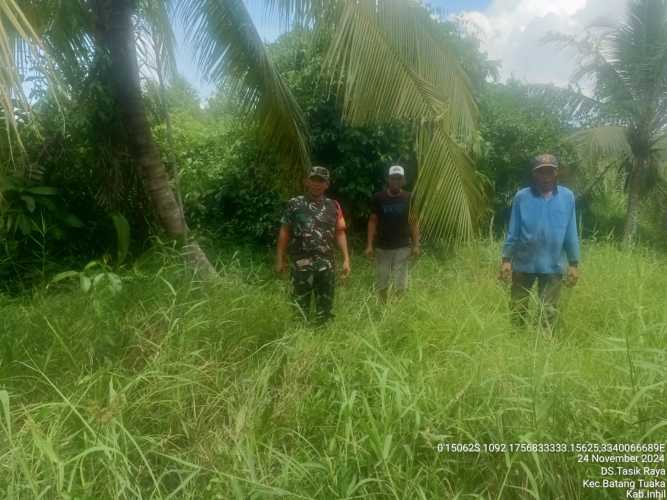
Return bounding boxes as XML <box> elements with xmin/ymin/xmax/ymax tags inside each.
<box><xmin>453</xmin><ymin>0</ymin><xmax>629</xmax><ymax>88</ymax></box>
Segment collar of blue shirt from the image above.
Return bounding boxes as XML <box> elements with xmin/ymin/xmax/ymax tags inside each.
<box><xmin>530</xmin><ymin>184</ymin><xmax>559</xmax><ymax>198</ymax></box>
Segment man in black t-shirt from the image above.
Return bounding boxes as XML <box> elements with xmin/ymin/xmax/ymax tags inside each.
<box><xmin>365</xmin><ymin>165</ymin><xmax>420</xmax><ymax>302</ymax></box>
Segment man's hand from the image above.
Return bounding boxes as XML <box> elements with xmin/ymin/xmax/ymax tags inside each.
<box><xmin>341</xmin><ymin>259</ymin><xmax>351</xmax><ymax>279</ymax></box>
<box><xmin>499</xmin><ymin>261</ymin><xmax>512</xmax><ymax>283</ymax></box>
<box><xmin>411</xmin><ymin>244</ymin><xmax>421</xmax><ymax>258</ymax></box>
<box><xmin>565</xmin><ymin>265</ymin><xmax>578</xmax><ymax>287</ymax></box>
<box><xmin>364</xmin><ymin>246</ymin><xmax>374</xmax><ymax>258</ymax></box>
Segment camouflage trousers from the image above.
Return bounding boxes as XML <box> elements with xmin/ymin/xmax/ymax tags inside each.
<box><xmin>291</xmin><ymin>267</ymin><xmax>336</xmax><ymax>325</ymax></box>
<box><xmin>510</xmin><ymin>272</ymin><xmax>563</xmax><ymax>331</ymax></box>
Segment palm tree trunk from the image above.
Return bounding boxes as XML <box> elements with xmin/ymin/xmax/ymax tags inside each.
<box><xmin>101</xmin><ymin>0</ymin><xmax>216</xmax><ymax>276</ymax></box>
<box><xmin>623</xmin><ymin>158</ymin><xmax>644</xmax><ymax>246</ymax></box>
<box><xmin>154</xmin><ymin>45</ymin><xmax>185</xmax><ymax>222</ymax></box>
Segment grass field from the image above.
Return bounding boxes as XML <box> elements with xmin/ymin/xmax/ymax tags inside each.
<box><xmin>1</xmin><ymin>240</ymin><xmax>665</xmax><ymax>499</ymax></box>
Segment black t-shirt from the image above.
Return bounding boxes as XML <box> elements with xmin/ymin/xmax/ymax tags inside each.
<box><xmin>372</xmin><ymin>190</ymin><xmax>412</xmax><ymax>249</ymax></box>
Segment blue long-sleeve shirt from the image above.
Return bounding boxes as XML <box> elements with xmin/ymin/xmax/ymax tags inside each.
<box><xmin>502</xmin><ymin>185</ymin><xmax>580</xmax><ymax>274</ymax></box>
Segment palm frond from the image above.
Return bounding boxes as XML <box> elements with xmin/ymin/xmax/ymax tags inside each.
<box><xmin>136</xmin><ymin>0</ymin><xmax>177</xmax><ymax>84</ymax></box>
<box><xmin>651</xmin><ymin>133</ymin><xmax>667</xmax><ymax>167</ymax></box>
<box><xmin>0</xmin><ymin>0</ymin><xmax>60</xmax><ymax>161</ymax></box>
<box><xmin>412</xmin><ymin>124</ymin><xmax>484</xmax><ymax>241</ymax></box>
<box><xmin>325</xmin><ymin>0</ymin><xmax>477</xmax><ymax>140</ymax></box>
<box><xmin>567</xmin><ymin>127</ymin><xmax>633</xmax><ymax>198</ymax></box>
<box><xmin>176</xmin><ymin>0</ymin><xmax>310</xmax><ymax>188</ymax></box>
<box><xmin>612</xmin><ymin>0</ymin><xmax>667</xmax><ymax>130</ymax></box>
<box><xmin>543</xmin><ymin>30</ymin><xmax>638</xmax><ymax>123</ymax></box>
<box><xmin>546</xmin><ymin>1</ymin><xmax>667</xmax><ymax>131</ymax></box>
<box><xmin>260</xmin><ymin>0</ymin><xmax>332</xmax><ymax>27</ymax></box>
<box><xmin>22</xmin><ymin>1</ymin><xmax>95</xmax><ymax>91</ymax></box>
<box><xmin>568</xmin><ymin>126</ymin><xmax>632</xmax><ymax>166</ymax></box>
<box><xmin>523</xmin><ymin>83</ymin><xmax>604</xmax><ymax>124</ymax></box>
<box><xmin>323</xmin><ymin>0</ymin><xmax>480</xmax><ymax>240</ymax></box>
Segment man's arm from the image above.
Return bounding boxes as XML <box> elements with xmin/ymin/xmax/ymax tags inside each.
<box><xmin>500</xmin><ymin>194</ymin><xmax>521</xmax><ymax>280</ymax></box>
<box><xmin>365</xmin><ymin>214</ymin><xmax>378</xmax><ymax>257</ymax></box>
<box><xmin>335</xmin><ymin>201</ymin><xmax>351</xmax><ymax>277</ymax></box>
<box><xmin>365</xmin><ymin>194</ymin><xmax>379</xmax><ymax>257</ymax></box>
<box><xmin>276</xmin><ymin>224</ymin><xmax>290</xmax><ymax>273</ymax></box>
<box><xmin>336</xmin><ymin>230</ymin><xmax>351</xmax><ymax>277</ymax></box>
<box><xmin>564</xmin><ymin>197</ymin><xmax>580</xmax><ymax>265</ymax></box>
<box><xmin>564</xmin><ymin>195</ymin><xmax>580</xmax><ymax>286</ymax></box>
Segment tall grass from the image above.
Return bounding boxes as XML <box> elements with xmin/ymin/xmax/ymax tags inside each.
<box><xmin>0</xmin><ymin>240</ymin><xmax>665</xmax><ymax>499</ymax></box>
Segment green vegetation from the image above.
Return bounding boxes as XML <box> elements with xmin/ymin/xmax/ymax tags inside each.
<box><xmin>0</xmin><ymin>0</ymin><xmax>666</xmax><ymax>497</ymax></box>
<box><xmin>1</xmin><ymin>241</ymin><xmax>665</xmax><ymax>499</ymax></box>
<box><xmin>546</xmin><ymin>0</ymin><xmax>667</xmax><ymax>244</ymax></box>
<box><xmin>478</xmin><ymin>81</ymin><xmax>579</xmax><ymax>227</ymax></box>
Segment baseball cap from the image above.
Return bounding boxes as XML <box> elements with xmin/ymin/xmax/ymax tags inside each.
<box><xmin>388</xmin><ymin>165</ymin><xmax>405</xmax><ymax>177</ymax></box>
<box><xmin>531</xmin><ymin>154</ymin><xmax>559</xmax><ymax>170</ymax></box>
<box><xmin>308</xmin><ymin>166</ymin><xmax>330</xmax><ymax>181</ymax></box>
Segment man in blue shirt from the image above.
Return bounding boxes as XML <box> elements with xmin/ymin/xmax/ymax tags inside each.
<box><xmin>500</xmin><ymin>154</ymin><xmax>580</xmax><ymax>330</ymax></box>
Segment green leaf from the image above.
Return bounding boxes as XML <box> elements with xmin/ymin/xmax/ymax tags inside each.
<box><xmin>63</xmin><ymin>214</ymin><xmax>83</xmax><ymax>228</ymax></box>
<box><xmin>26</xmin><ymin>186</ymin><xmax>59</xmax><ymax>196</ymax></box>
<box><xmin>107</xmin><ymin>273</ymin><xmax>123</xmax><ymax>294</ymax></box>
<box><xmin>29</xmin><ymin>425</ymin><xmax>60</xmax><ymax>465</ymax></box>
<box><xmin>84</xmin><ymin>260</ymin><xmax>101</xmax><ymax>271</ymax></box>
<box><xmin>20</xmin><ymin>195</ymin><xmax>35</xmax><ymax>212</ymax></box>
<box><xmin>34</xmin><ymin>197</ymin><xmax>56</xmax><ymax>211</ymax></box>
<box><xmin>16</xmin><ymin>213</ymin><xmax>32</xmax><ymax>236</ymax></box>
<box><xmin>51</xmin><ymin>271</ymin><xmax>80</xmax><ymax>283</ymax></box>
<box><xmin>111</xmin><ymin>213</ymin><xmax>130</xmax><ymax>264</ymax></box>
<box><xmin>79</xmin><ymin>274</ymin><xmax>92</xmax><ymax>293</ymax></box>
<box><xmin>92</xmin><ymin>273</ymin><xmax>106</xmax><ymax>290</ymax></box>
<box><xmin>0</xmin><ymin>390</ymin><xmax>10</xmax><ymax>437</ymax></box>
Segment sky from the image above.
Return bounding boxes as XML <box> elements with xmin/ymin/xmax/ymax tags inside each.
<box><xmin>174</xmin><ymin>0</ymin><xmax>629</xmax><ymax>101</ymax></box>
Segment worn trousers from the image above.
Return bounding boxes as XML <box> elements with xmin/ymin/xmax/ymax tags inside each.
<box><xmin>291</xmin><ymin>267</ymin><xmax>335</xmax><ymax>324</ymax></box>
<box><xmin>375</xmin><ymin>246</ymin><xmax>411</xmax><ymax>291</ymax></box>
<box><xmin>510</xmin><ymin>272</ymin><xmax>563</xmax><ymax>329</ymax></box>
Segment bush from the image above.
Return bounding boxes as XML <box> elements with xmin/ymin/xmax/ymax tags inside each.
<box><xmin>0</xmin><ymin>174</ymin><xmax>84</xmax><ymax>289</ymax></box>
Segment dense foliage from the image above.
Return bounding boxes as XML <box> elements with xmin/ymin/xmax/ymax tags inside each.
<box><xmin>178</xmin><ymin>23</ymin><xmax>506</xmax><ymax>243</ymax></box>
<box><xmin>169</xmin><ymin>30</ymin><xmax>415</xmax><ymax>243</ymax></box>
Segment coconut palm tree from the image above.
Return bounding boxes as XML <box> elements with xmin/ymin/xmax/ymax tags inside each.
<box><xmin>2</xmin><ymin>0</ymin><xmax>484</xmax><ymax>272</ymax></box>
<box><xmin>548</xmin><ymin>0</ymin><xmax>667</xmax><ymax>244</ymax></box>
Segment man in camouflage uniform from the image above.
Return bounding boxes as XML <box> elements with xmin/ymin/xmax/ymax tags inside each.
<box><xmin>276</xmin><ymin>166</ymin><xmax>351</xmax><ymax>324</ymax></box>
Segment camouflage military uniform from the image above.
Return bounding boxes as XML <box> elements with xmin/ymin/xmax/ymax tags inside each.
<box><xmin>281</xmin><ymin>195</ymin><xmax>346</xmax><ymax>324</ymax></box>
